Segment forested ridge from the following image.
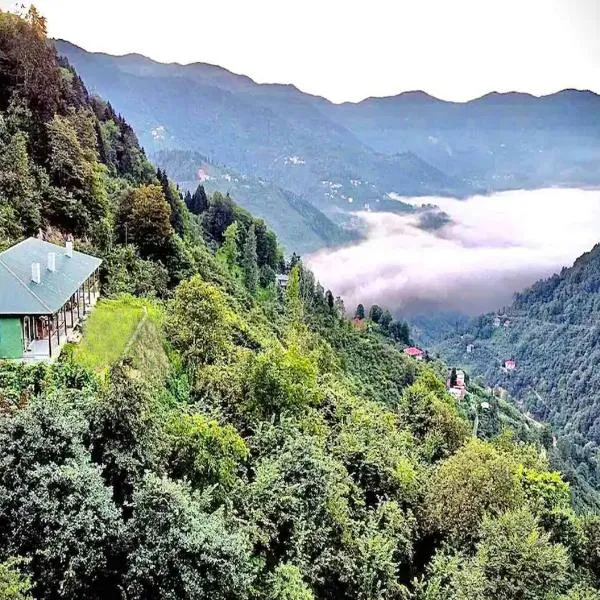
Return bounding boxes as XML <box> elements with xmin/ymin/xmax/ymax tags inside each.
<box><xmin>0</xmin><ymin>8</ymin><xmax>599</xmax><ymax>600</ymax></box>
<box><xmin>434</xmin><ymin>243</ymin><xmax>600</xmax><ymax>513</ymax></box>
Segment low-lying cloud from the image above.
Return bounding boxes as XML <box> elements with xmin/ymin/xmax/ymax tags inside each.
<box><xmin>307</xmin><ymin>188</ymin><xmax>600</xmax><ymax>315</ymax></box>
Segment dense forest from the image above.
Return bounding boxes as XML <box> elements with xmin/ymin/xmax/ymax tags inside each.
<box><xmin>0</xmin><ymin>8</ymin><xmax>599</xmax><ymax>600</ymax></box>
<box><xmin>434</xmin><ymin>244</ymin><xmax>600</xmax><ymax>512</ymax></box>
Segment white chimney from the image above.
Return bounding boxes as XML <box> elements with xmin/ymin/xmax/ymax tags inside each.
<box><xmin>31</xmin><ymin>262</ymin><xmax>41</xmax><ymax>284</ymax></box>
<box><xmin>65</xmin><ymin>240</ymin><xmax>73</xmax><ymax>258</ymax></box>
<box><xmin>47</xmin><ymin>252</ymin><xmax>56</xmax><ymax>272</ymax></box>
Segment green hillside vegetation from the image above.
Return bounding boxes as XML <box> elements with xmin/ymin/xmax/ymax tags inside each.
<box><xmin>153</xmin><ymin>149</ymin><xmax>358</xmax><ymax>254</ymax></box>
<box><xmin>434</xmin><ymin>244</ymin><xmax>600</xmax><ymax>512</ymax></box>
<box><xmin>0</xmin><ymin>8</ymin><xmax>599</xmax><ymax>600</ymax></box>
<box><xmin>69</xmin><ymin>296</ymin><xmax>165</xmax><ymax>377</ymax></box>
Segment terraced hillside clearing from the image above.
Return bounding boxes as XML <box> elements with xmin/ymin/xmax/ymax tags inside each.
<box><xmin>70</xmin><ymin>295</ymin><xmax>168</xmax><ymax>378</ymax></box>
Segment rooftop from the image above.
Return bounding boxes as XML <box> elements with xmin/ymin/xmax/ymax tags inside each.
<box><xmin>0</xmin><ymin>238</ymin><xmax>101</xmax><ymax>315</ymax></box>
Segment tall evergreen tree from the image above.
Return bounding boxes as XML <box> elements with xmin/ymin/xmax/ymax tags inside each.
<box><xmin>381</xmin><ymin>309</ymin><xmax>393</xmax><ymax>329</ymax></box>
<box><xmin>187</xmin><ymin>184</ymin><xmax>208</xmax><ymax>215</ymax></box>
<box><xmin>355</xmin><ymin>304</ymin><xmax>365</xmax><ymax>320</ymax></box>
<box><xmin>325</xmin><ymin>290</ymin><xmax>334</xmax><ymax>311</ymax></box>
<box><xmin>368</xmin><ymin>304</ymin><xmax>383</xmax><ymax>323</ymax></box>
<box><xmin>242</xmin><ymin>224</ymin><xmax>259</xmax><ymax>294</ymax></box>
<box><xmin>157</xmin><ymin>168</ymin><xmax>185</xmax><ymax>236</ymax></box>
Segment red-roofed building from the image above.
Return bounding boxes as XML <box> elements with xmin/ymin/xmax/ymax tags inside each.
<box><xmin>404</xmin><ymin>346</ymin><xmax>424</xmax><ymax>360</ymax></box>
<box><xmin>504</xmin><ymin>359</ymin><xmax>516</xmax><ymax>371</ymax></box>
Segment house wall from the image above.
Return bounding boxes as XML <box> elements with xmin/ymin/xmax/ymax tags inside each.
<box><xmin>0</xmin><ymin>317</ymin><xmax>23</xmax><ymax>359</ymax></box>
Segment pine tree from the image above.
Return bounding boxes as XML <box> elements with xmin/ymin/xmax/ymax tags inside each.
<box><xmin>355</xmin><ymin>304</ymin><xmax>365</xmax><ymax>320</ymax></box>
<box><xmin>157</xmin><ymin>168</ymin><xmax>185</xmax><ymax>236</ymax></box>
<box><xmin>189</xmin><ymin>184</ymin><xmax>208</xmax><ymax>215</ymax></box>
<box><xmin>381</xmin><ymin>309</ymin><xmax>393</xmax><ymax>329</ymax></box>
<box><xmin>216</xmin><ymin>222</ymin><xmax>239</xmax><ymax>270</ymax></box>
<box><xmin>242</xmin><ymin>224</ymin><xmax>259</xmax><ymax>294</ymax></box>
<box><xmin>325</xmin><ymin>290</ymin><xmax>334</xmax><ymax>311</ymax></box>
<box><xmin>368</xmin><ymin>304</ymin><xmax>383</xmax><ymax>323</ymax></box>
<box><xmin>450</xmin><ymin>367</ymin><xmax>457</xmax><ymax>387</ymax></box>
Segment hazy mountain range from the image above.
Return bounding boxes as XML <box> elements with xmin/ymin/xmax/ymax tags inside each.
<box><xmin>54</xmin><ymin>40</ymin><xmax>600</xmax><ymax>252</ymax></box>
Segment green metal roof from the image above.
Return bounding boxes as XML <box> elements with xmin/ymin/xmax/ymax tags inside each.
<box><xmin>0</xmin><ymin>238</ymin><xmax>101</xmax><ymax>316</ymax></box>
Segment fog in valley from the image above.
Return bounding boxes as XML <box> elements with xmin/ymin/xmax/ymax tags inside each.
<box><xmin>308</xmin><ymin>188</ymin><xmax>600</xmax><ymax>316</ymax></box>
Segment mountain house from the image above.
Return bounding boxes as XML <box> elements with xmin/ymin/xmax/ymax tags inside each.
<box><xmin>0</xmin><ymin>238</ymin><xmax>101</xmax><ymax>361</ymax></box>
<box><xmin>404</xmin><ymin>346</ymin><xmax>424</xmax><ymax>360</ymax></box>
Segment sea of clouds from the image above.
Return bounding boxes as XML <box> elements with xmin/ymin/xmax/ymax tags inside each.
<box><xmin>307</xmin><ymin>188</ymin><xmax>600</xmax><ymax>315</ymax></box>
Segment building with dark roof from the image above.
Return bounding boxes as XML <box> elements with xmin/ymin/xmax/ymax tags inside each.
<box><xmin>0</xmin><ymin>237</ymin><xmax>101</xmax><ymax>360</ymax></box>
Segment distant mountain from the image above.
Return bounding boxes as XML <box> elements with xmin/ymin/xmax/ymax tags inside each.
<box><xmin>316</xmin><ymin>88</ymin><xmax>600</xmax><ymax>190</ymax></box>
<box><xmin>153</xmin><ymin>150</ymin><xmax>358</xmax><ymax>254</ymax></box>
<box><xmin>53</xmin><ymin>40</ymin><xmax>472</xmax><ymax>228</ymax></box>
<box><xmin>433</xmin><ymin>245</ymin><xmax>600</xmax><ymax>510</ymax></box>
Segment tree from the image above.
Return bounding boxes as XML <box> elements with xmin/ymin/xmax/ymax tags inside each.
<box><xmin>421</xmin><ymin>509</ymin><xmax>571</xmax><ymax>599</ymax></box>
<box><xmin>286</xmin><ymin>265</ymin><xmax>303</xmax><ymax>321</ymax></box>
<box><xmin>425</xmin><ymin>439</ymin><xmax>523</xmax><ymax>545</ymax></box>
<box><xmin>246</xmin><ymin>342</ymin><xmax>320</xmax><ymax>419</ymax></box>
<box><xmin>242</xmin><ymin>224</ymin><xmax>259</xmax><ymax>294</ymax></box>
<box><xmin>217</xmin><ymin>221</ymin><xmax>239</xmax><ymax>270</ymax></box>
<box><xmin>0</xmin><ymin>558</ymin><xmax>32</xmax><ymax>600</ymax></box>
<box><xmin>380</xmin><ymin>309</ymin><xmax>393</xmax><ymax>329</ymax></box>
<box><xmin>325</xmin><ymin>290</ymin><xmax>334</xmax><ymax>311</ymax></box>
<box><xmin>254</xmin><ymin>220</ymin><xmax>278</xmax><ymax>269</ymax></box>
<box><xmin>124</xmin><ymin>474</ymin><xmax>253</xmax><ymax>600</ymax></box>
<box><xmin>203</xmin><ymin>191</ymin><xmax>235</xmax><ymax>242</ymax></box>
<box><xmin>449</xmin><ymin>367</ymin><xmax>457</xmax><ymax>388</ymax></box>
<box><xmin>117</xmin><ymin>184</ymin><xmax>173</xmax><ymax>256</ymax></box>
<box><xmin>355</xmin><ymin>304</ymin><xmax>365</xmax><ymax>320</ymax></box>
<box><xmin>368</xmin><ymin>304</ymin><xmax>383</xmax><ymax>323</ymax></box>
<box><xmin>165</xmin><ymin>275</ymin><xmax>233</xmax><ymax>367</ymax></box>
<box><xmin>0</xmin><ymin>396</ymin><xmax>121</xmax><ymax>599</ymax></box>
<box><xmin>164</xmin><ymin>412</ymin><xmax>248</xmax><ymax>495</ymax></box>
<box><xmin>186</xmin><ymin>183</ymin><xmax>208</xmax><ymax>215</ymax></box>
<box><xmin>266</xmin><ymin>564</ymin><xmax>314</xmax><ymax>600</ymax></box>
<box><xmin>157</xmin><ymin>168</ymin><xmax>186</xmax><ymax>236</ymax></box>
<box><xmin>88</xmin><ymin>360</ymin><xmax>163</xmax><ymax>507</ymax></box>
<box><xmin>389</xmin><ymin>320</ymin><xmax>410</xmax><ymax>344</ymax></box>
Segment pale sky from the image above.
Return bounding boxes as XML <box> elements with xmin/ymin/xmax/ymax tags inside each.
<box><xmin>3</xmin><ymin>0</ymin><xmax>600</xmax><ymax>102</ymax></box>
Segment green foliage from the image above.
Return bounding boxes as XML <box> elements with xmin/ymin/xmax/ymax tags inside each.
<box><xmin>0</xmin><ymin>558</ymin><xmax>32</xmax><ymax>600</ymax></box>
<box><xmin>124</xmin><ymin>474</ymin><xmax>253</xmax><ymax>600</ymax></box>
<box><xmin>70</xmin><ymin>296</ymin><xmax>147</xmax><ymax>373</ymax></box>
<box><xmin>165</xmin><ymin>275</ymin><xmax>234</xmax><ymax>367</ymax></box>
<box><xmin>164</xmin><ymin>412</ymin><xmax>248</xmax><ymax>492</ymax></box>
<box><xmin>117</xmin><ymin>184</ymin><xmax>173</xmax><ymax>256</ymax></box>
<box><xmin>265</xmin><ymin>564</ymin><xmax>315</xmax><ymax>600</ymax></box>
<box><xmin>425</xmin><ymin>439</ymin><xmax>523</xmax><ymax>544</ymax></box>
<box><xmin>243</xmin><ymin>223</ymin><xmax>259</xmax><ymax>294</ymax></box>
<box><xmin>217</xmin><ymin>221</ymin><xmax>239</xmax><ymax>270</ymax></box>
<box><xmin>246</xmin><ymin>342</ymin><xmax>320</xmax><ymax>419</ymax></box>
<box><xmin>0</xmin><ymin>9</ymin><xmax>598</xmax><ymax>600</ymax></box>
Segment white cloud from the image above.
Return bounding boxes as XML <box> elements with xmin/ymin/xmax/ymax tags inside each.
<box><xmin>308</xmin><ymin>188</ymin><xmax>600</xmax><ymax>314</ymax></box>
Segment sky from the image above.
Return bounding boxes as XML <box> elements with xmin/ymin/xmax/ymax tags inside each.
<box><xmin>308</xmin><ymin>188</ymin><xmax>600</xmax><ymax>315</ymax></box>
<box><xmin>2</xmin><ymin>0</ymin><xmax>599</xmax><ymax>102</ymax></box>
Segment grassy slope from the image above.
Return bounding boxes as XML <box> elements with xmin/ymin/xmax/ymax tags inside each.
<box><xmin>71</xmin><ymin>296</ymin><xmax>167</xmax><ymax>377</ymax></box>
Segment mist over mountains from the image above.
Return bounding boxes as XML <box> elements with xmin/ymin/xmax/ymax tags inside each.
<box><xmin>54</xmin><ymin>39</ymin><xmax>600</xmax><ymax>258</ymax></box>
<box><xmin>308</xmin><ymin>188</ymin><xmax>600</xmax><ymax>315</ymax></box>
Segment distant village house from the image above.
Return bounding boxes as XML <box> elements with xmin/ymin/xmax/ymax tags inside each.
<box><xmin>0</xmin><ymin>238</ymin><xmax>101</xmax><ymax>362</ymax></box>
<box><xmin>404</xmin><ymin>346</ymin><xmax>425</xmax><ymax>360</ymax></box>
<box><xmin>503</xmin><ymin>359</ymin><xmax>516</xmax><ymax>371</ymax></box>
<box><xmin>447</xmin><ymin>368</ymin><xmax>466</xmax><ymax>399</ymax></box>
<box><xmin>275</xmin><ymin>274</ymin><xmax>289</xmax><ymax>289</ymax></box>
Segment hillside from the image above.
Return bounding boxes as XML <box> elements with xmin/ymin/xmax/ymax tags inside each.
<box><xmin>152</xmin><ymin>149</ymin><xmax>358</xmax><ymax>254</ymax></box>
<box><xmin>53</xmin><ymin>40</ymin><xmax>472</xmax><ymax>222</ymax></box>
<box><xmin>315</xmin><ymin>89</ymin><xmax>600</xmax><ymax>191</ymax></box>
<box><xmin>54</xmin><ymin>40</ymin><xmax>600</xmax><ymax>201</ymax></box>
<box><xmin>0</xmin><ymin>9</ymin><xmax>599</xmax><ymax>600</ymax></box>
<box><xmin>434</xmin><ymin>244</ymin><xmax>600</xmax><ymax>509</ymax></box>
